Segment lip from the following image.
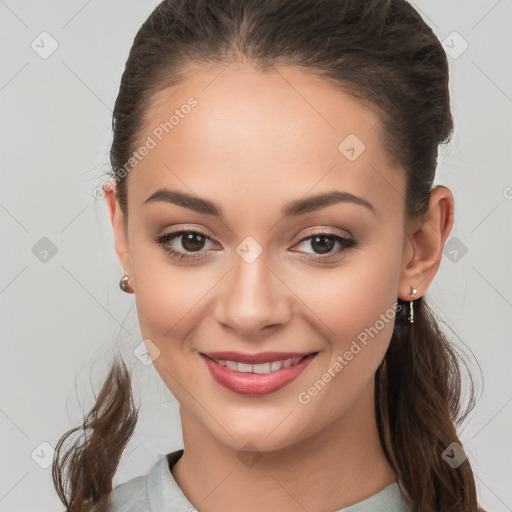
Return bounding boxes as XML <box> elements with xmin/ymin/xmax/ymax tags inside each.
<box><xmin>200</xmin><ymin>352</ymin><xmax>318</xmax><ymax>396</ymax></box>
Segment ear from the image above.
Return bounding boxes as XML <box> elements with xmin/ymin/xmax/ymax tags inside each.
<box><xmin>398</xmin><ymin>185</ymin><xmax>454</xmax><ymax>300</ymax></box>
<box><xmin>103</xmin><ymin>180</ymin><xmax>132</xmax><ymax>275</ymax></box>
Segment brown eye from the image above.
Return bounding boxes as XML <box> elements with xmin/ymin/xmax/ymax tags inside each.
<box><xmin>291</xmin><ymin>231</ymin><xmax>357</xmax><ymax>261</ymax></box>
<box><xmin>180</xmin><ymin>232</ymin><xmax>207</xmax><ymax>252</ymax></box>
<box><xmin>309</xmin><ymin>234</ymin><xmax>336</xmax><ymax>254</ymax></box>
<box><xmin>153</xmin><ymin>228</ymin><xmax>357</xmax><ymax>263</ymax></box>
<box><xmin>153</xmin><ymin>230</ymin><xmax>216</xmax><ymax>261</ymax></box>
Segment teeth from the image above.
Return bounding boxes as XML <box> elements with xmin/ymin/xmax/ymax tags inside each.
<box><xmin>225</xmin><ymin>360</ymin><xmax>238</xmax><ymax>371</ymax></box>
<box><xmin>270</xmin><ymin>361</ymin><xmax>282</xmax><ymax>371</ymax></box>
<box><xmin>238</xmin><ymin>362</ymin><xmax>253</xmax><ymax>373</ymax></box>
<box><xmin>214</xmin><ymin>356</ymin><xmax>305</xmax><ymax>373</ymax></box>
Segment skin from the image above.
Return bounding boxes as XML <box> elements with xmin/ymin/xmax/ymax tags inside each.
<box><xmin>104</xmin><ymin>62</ymin><xmax>454</xmax><ymax>512</ymax></box>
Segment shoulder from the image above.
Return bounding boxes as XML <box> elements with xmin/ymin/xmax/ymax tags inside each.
<box><xmin>107</xmin><ymin>474</ymin><xmax>150</xmax><ymax>512</ymax></box>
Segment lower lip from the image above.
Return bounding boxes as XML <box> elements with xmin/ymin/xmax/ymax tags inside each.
<box><xmin>201</xmin><ymin>353</ymin><xmax>317</xmax><ymax>396</ymax></box>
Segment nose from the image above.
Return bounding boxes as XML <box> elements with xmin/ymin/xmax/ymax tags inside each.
<box><xmin>213</xmin><ymin>255</ymin><xmax>292</xmax><ymax>338</ymax></box>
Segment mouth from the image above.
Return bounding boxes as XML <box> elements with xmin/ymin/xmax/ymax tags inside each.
<box><xmin>200</xmin><ymin>352</ymin><xmax>318</xmax><ymax>374</ymax></box>
<box><xmin>200</xmin><ymin>351</ymin><xmax>319</xmax><ymax>396</ymax></box>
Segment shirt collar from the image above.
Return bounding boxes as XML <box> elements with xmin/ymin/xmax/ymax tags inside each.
<box><xmin>147</xmin><ymin>450</ymin><xmax>195</xmax><ymax>512</ymax></box>
<box><xmin>146</xmin><ymin>450</ymin><xmax>408</xmax><ymax>512</ymax></box>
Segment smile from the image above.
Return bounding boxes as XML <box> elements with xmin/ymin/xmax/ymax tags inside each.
<box><xmin>200</xmin><ymin>351</ymin><xmax>319</xmax><ymax>396</ymax></box>
<box><xmin>205</xmin><ymin>355</ymin><xmax>309</xmax><ymax>374</ymax></box>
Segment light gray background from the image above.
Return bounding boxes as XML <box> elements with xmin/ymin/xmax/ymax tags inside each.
<box><xmin>1</xmin><ymin>1</ymin><xmax>511</xmax><ymax>511</ymax></box>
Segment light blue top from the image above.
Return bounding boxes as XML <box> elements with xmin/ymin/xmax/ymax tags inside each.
<box><xmin>108</xmin><ymin>449</ymin><xmax>409</xmax><ymax>511</ymax></box>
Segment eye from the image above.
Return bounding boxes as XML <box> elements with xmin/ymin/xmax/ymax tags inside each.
<box><xmin>291</xmin><ymin>229</ymin><xmax>357</xmax><ymax>261</ymax></box>
<box><xmin>153</xmin><ymin>228</ymin><xmax>358</xmax><ymax>263</ymax></box>
<box><xmin>152</xmin><ymin>229</ymin><xmax>218</xmax><ymax>261</ymax></box>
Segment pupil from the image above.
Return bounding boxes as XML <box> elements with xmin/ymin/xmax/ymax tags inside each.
<box><xmin>312</xmin><ymin>235</ymin><xmax>334</xmax><ymax>254</ymax></box>
<box><xmin>183</xmin><ymin>233</ymin><xmax>205</xmax><ymax>252</ymax></box>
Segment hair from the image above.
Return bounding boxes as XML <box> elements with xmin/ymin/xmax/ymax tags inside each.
<box><xmin>53</xmin><ymin>1</ymin><xmax>482</xmax><ymax>511</ymax></box>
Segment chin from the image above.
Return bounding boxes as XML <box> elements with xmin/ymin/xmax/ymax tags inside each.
<box><xmin>203</xmin><ymin>409</ymin><xmax>314</xmax><ymax>455</ymax></box>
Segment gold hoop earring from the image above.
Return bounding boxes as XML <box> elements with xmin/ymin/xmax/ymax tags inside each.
<box><xmin>119</xmin><ymin>273</ymin><xmax>134</xmax><ymax>294</ymax></box>
<box><xmin>409</xmin><ymin>286</ymin><xmax>418</xmax><ymax>324</ymax></box>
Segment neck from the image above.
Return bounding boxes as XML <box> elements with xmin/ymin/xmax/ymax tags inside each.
<box><xmin>171</xmin><ymin>379</ymin><xmax>396</xmax><ymax>512</ymax></box>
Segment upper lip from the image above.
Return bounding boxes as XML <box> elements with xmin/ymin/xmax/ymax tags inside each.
<box><xmin>201</xmin><ymin>351</ymin><xmax>318</xmax><ymax>364</ymax></box>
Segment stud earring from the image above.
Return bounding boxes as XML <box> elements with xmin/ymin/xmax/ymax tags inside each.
<box><xmin>409</xmin><ymin>286</ymin><xmax>418</xmax><ymax>324</ymax></box>
<box><xmin>119</xmin><ymin>273</ymin><xmax>134</xmax><ymax>294</ymax></box>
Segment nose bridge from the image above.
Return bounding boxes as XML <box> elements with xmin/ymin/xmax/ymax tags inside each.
<box><xmin>214</xmin><ymin>244</ymin><xmax>291</xmax><ymax>335</ymax></box>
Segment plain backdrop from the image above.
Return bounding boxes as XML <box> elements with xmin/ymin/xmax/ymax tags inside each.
<box><xmin>1</xmin><ymin>1</ymin><xmax>511</xmax><ymax>511</ymax></box>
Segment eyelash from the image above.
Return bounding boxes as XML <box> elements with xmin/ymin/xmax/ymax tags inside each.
<box><xmin>153</xmin><ymin>228</ymin><xmax>358</xmax><ymax>263</ymax></box>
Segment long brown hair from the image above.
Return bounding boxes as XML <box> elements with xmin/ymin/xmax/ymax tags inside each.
<box><xmin>53</xmin><ymin>1</ymin><xmax>481</xmax><ymax>510</ymax></box>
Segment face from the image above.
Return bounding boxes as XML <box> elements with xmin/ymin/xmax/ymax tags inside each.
<box><xmin>109</xmin><ymin>63</ymin><xmax>412</xmax><ymax>453</ymax></box>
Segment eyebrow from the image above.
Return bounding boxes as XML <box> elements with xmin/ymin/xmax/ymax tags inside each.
<box><xmin>143</xmin><ymin>188</ymin><xmax>375</xmax><ymax>217</ymax></box>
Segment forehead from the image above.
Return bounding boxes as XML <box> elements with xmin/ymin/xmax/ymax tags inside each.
<box><xmin>127</xmin><ymin>63</ymin><xmax>405</xmax><ymax>223</ymax></box>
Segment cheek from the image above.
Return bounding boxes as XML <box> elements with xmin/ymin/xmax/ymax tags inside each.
<box><xmin>300</xmin><ymin>239</ymin><xmax>402</xmax><ymax>372</ymax></box>
<box><xmin>132</xmin><ymin>264</ymin><xmax>203</xmax><ymax>398</ymax></box>
<box><xmin>130</xmin><ymin>247</ymin><xmax>203</xmax><ymax>347</ymax></box>
<box><xmin>323</xmin><ymin>287</ymin><xmax>397</xmax><ymax>378</ymax></box>
<box><xmin>294</xmin><ymin>279</ymin><xmax>398</xmax><ymax>426</ymax></box>
<box><xmin>129</xmin><ymin>225</ymin><xmax>207</xmax><ymax>330</ymax></box>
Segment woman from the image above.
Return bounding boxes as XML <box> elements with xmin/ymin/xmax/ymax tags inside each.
<box><xmin>52</xmin><ymin>0</ymin><xmax>486</xmax><ymax>510</ymax></box>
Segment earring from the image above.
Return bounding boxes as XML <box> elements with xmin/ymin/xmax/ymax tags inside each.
<box><xmin>119</xmin><ymin>273</ymin><xmax>134</xmax><ymax>294</ymax></box>
<box><xmin>409</xmin><ymin>286</ymin><xmax>418</xmax><ymax>324</ymax></box>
